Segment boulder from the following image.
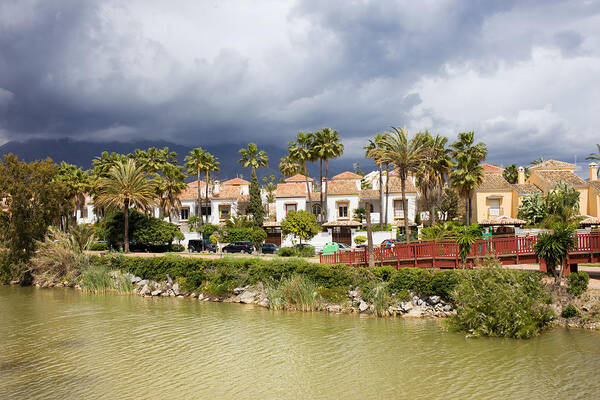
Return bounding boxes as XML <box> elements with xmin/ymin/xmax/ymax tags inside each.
<box><xmin>197</xmin><ymin>293</ymin><xmax>205</xmax><ymax>301</ymax></box>
<box><xmin>429</xmin><ymin>296</ymin><xmax>441</xmax><ymax>305</ymax></box>
<box><xmin>233</xmin><ymin>286</ymin><xmax>249</xmax><ymax>295</ymax></box>
<box><xmin>138</xmin><ymin>279</ymin><xmax>148</xmax><ymax>287</ymax></box>
<box><xmin>190</xmin><ymin>292</ymin><xmax>197</xmax><ymax>298</ymax></box>
<box><xmin>172</xmin><ymin>283</ymin><xmax>180</xmax><ymax>295</ymax></box>
<box><xmin>443</xmin><ymin>304</ymin><xmax>453</xmax><ymax>312</ymax></box>
<box><xmin>417</xmin><ymin>298</ymin><xmax>425</xmax><ymax>306</ymax></box>
<box><xmin>258</xmin><ymin>298</ymin><xmax>270</xmax><ymax>307</ymax></box>
<box><xmin>348</xmin><ymin>290</ymin><xmax>359</xmax><ymax>298</ymax></box>
<box><xmin>401</xmin><ymin>302</ymin><xmax>413</xmax><ymax>312</ymax></box>
<box><xmin>405</xmin><ymin>306</ymin><xmax>424</xmax><ymax>317</ymax></box>
<box><xmin>359</xmin><ymin>300</ymin><xmax>369</xmax><ymax>312</ymax></box>
<box><xmin>239</xmin><ymin>291</ymin><xmax>256</xmax><ymax>304</ymax></box>
<box><xmin>327</xmin><ymin>305</ymin><xmax>342</xmax><ymax>313</ymax></box>
<box><xmin>139</xmin><ymin>284</ymin><xmax>151</xmax><ymax>296</ymax></box>
<box><xmin>150</xmin><ymin>289</ymin><xmax>162</xmax><ymax>296</ymax></box>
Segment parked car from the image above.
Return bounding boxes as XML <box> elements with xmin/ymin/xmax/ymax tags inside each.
<box><xmin>222</xmin><ymin>241</ymin><xmax>254</xmax><ymax>254</ymax></box>
<box><xmin>261</xmin><ymin>243</ymin><xmax>279</xmax><ymax>254</ymax></box>
<box><xmin>336</xmin><ymin>242</ymin><xmax>351</xmax><ymax>250</ymax></box>
<box><xmin>188</xmin><ymin>239</ymin><xmax>216</xmax><ymax>253</ymax></box>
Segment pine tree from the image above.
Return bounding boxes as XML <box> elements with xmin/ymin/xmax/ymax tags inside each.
<box><xmin>248</xmin><ymin>170</ymin><xmax>264</xmax><ymax>228</ymax></box>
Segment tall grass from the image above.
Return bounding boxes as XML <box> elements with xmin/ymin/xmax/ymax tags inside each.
<box><xmin>80</xmin><ymin>264</ymin><xmax>132</xmax><ymax>294</ymax></box>
<box><xmin>371</xmin><ymin>283</ymin><xmax>390</xmax><ymax>317</ymax></box>
<box><xmin>267</xmin><ymin>275</ymin><xmax>318</xmax><ymax>311</ymax></box>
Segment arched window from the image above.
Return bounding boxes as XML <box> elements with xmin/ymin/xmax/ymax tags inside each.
<box><xmin>312</xmin><ymin>203</ymin><xmax>322</xmax><ymax>215</ymax></box>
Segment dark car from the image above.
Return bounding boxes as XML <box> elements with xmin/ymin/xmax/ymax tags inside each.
<box><xmin>222</xmin><ymin>241</ymin><xmax>254</xmax><ymax>254</ymax></box>
<box><xmin>188</xmin><ymin>239</ymin><xmax>216</xmax><ymax>252</ymax></box>
<box><xmin>261</xmin><ymin>243</ymin><xmax>279</xmax><ymax>254</ymax></box>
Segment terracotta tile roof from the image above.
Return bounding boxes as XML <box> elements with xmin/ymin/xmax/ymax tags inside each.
<box><xmin>179</xmin><ymin>185</ymin><xmax>202</xmax><ymax>201</ymax></box>
<box><xmin>284</xmin><ymin>174</ymin><xmax>314</xmax><ymax>183</ymax></box>
<box><xmin>331</xmin><ymin>171</ymin><xmax>362</xmax><ymax>180</ymax></box>
<box><xmin>512</xmin><ymin>183</ymin><xmax>542</xmax><ymax>195</ymax></box>
<box><xmin>476</xmin><ymin>174</ymin><xmax>512</xmax><ymax>191</ymax></box>
<box><xmin>187</xmin><ymin>180</ymin><xmax>207</xmax><ymax>187</ymax></box>
<box><xmin>580</xmin><ymin>217</ymin><xmax>600</xmax><ymax>226</ymax></box>
<box><xmin>212</xmin><ymin>186</ymin><xmax>243</xmax><ymax>200</ymax></box>
<box><xmin>387</xmin><ymin>176</ymin><xmax>417</xmax><ymax>193</ymax></box>
<box><xmin>589</xmin><ymin>181</ymin><xmax>600</xmax><ymax>191</ymax></box>
<box><xmin>322</xmin><ymin>220</ymin><xmax>361</xmax><ymax>227</ymax></box>
<box><xmin>480</xmin><ymin>216</ymin><xmax>527</xmax><ymax>226</ymax></box>
<box><xmin>275</xmin><ymin>182</ymin><xmax>307</xmax><ymax>198</ymax></box>
<box><xmin>263</xmin><ymin>221</ymin><xmax>281</xmax><ymax>227</ymax></box>
<box><xmin>326</xmin><ymin>180</ymin><xmax>360</xmax><ymax>195</ymax></box>
<box><xmin>481</xmin><ymin>163</ymin><xmax>505</xmax><ymax>174</ymax></box>
<box><xmin>223</xmin><ymin>178</ymin><xmax>249</xmax><ymax>185</ymax></box>
<box><xmin>360</xmin><ymin>189</ymin><xmax>380</xmax><ymax>199</ymax></box>
<box><xmin>534</xmin><ymin>170</ymin><xmax>587</xmax><ymax>188</ymax></box>
<box><xmin>529</xmin><ymin>160</ymin><xmax>575</xmax><ymax>170</ymax></box>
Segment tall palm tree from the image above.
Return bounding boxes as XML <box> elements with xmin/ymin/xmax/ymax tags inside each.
<box><xmin>287</xmin><ymin>132</ymin><xmax>316</xmax><ymax>210</ymax></box>
<box><xmin>312</xmin><ymin>128</ymin><xmax>344</xmax><ymax>220</ymax></box>
<box><xmin>155</xmin><ymin>164</ymin><xmax>187</xmax><ymax>222</ymax></box>
<box><xmin>415</xmin><ymin>133</ymin><xmax>452</xmax><ymax>226</ymax></box>
<box><xmin>94</xmin><ymin>159</ymin><xmax>155</xmax><ymax>252</ymax></box>
<box><xmin>55</xmin><ymin>162</ymin><xmax>91</xmax><ymax>230</ymax></box>
<box><xmin>450</xmin><ymin>131</ymin><xmax>488</xmax><ymax>225</ymax></box>
<box><xmin>502</xmin><ymin>164</ymin><xmax>519</xmax><ymax>184</ymax></box>
<box><xmin>371</xmin><ymin>127</ymin><xmax>429</xmax><ymax>242</ymax></box>
<box><xmin>364</xmin><ymin>134</ymin><xmax>385</xmax><ymax>229</ymax></box>
<box><xmin>185</xmin><ymin>148</ymin><xmax>219</xmax><ymax>224</ymax></box>
<box><xmin>530</xmin><ymin>156</ymin><xmax>545</xmax><ymax>165</ymax></box>
<box><xmin>279</xmin><ymin>155</ymin><xmax>300</xmax><ymax>177</ymax></box>
<box><xmin>201</xmin><ymin>153</ymin><xmax>219</xmax><ymax>224</ymax></box>
<box><xmin>238</xmin><ymin>143</ymin><xmax>269</xmax><ymax>176</ymax></box>
<box><xmin>586</xmin><ymin>144</ymin><xmax>600</xmax><ymax>172</ymax></box>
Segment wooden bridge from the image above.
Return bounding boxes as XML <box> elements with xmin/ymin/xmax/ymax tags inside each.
<box><xmin>319</xmin><ymin>232</ymin><xmax>600</xmax><ymax>273</ymax></box>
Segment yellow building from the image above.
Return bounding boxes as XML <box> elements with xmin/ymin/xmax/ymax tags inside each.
<box><xmin>472</xmin><ymin>164</ymin><xmax>514</xmax><ymax>224</ymax></box>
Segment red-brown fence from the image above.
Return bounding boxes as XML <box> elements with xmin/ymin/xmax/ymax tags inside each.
<box><xmin>320</xmin><ymin>232</ymin><xmax>600</xmax><ymax>270</ymax></box>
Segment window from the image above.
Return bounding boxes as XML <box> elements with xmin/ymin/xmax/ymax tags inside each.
<box><xmin>180</xmin><ymin>207</ymin><xmax>190</xmax><ymax>220</ymax></box>
<box><xmin>312</xmin><ymin>203</ymin><xmax>322</xmax><ymax>215</ymax></box>
<box><xmin>394</xmin><ymin>199</ymin><xmax>404</xmax><ymax>218</ymax></box>
<box><xmin>81</xmin><ymin>206</ymin><xmax>88</xmax><ymax>219</ymax></box>
<box><xmin>285</xmin><ymin>203</ymin><xmax>297</xmax><ymax>215</ymax></box>
<box><xmin>219</xmin><ymin>205</ymin><xmax>230</xmax><ymax>219</ymax></box>
<box><xmin>201</xmin><ymin>205</ymin><xmax>211</xmax><ymax>217</ymax></box>
<box><xmin>338</xmin><ymin>202</ymin><xmax>348</xmax><ymax>218</ymax></box>
<box><xmin>368</xmin><ymin>203</ymin><xmax>374</xmax><ymax>213</ymax></box>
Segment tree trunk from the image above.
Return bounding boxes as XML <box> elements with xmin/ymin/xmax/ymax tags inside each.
<box><xmin>124</xmin><ymin>199</ymin><xmax>130</xmax><ymax>253</ymax></box>
<box><xmin>198</xmin><ymin>169</ymin><xmax>203</xmax><ymax>225</ymax></box>
<box><xmin>401</xmin><ymin>175</ymin><xmax>409</xmax><ymax>243</ymax></box>
<box><xmin>464</xmin><ymin>194</ymin><xmax>469</xmax><ymax>225</ymax></box>
<box><xmin>319</xmin><ymin>158</ymin><xmax>324</xmax><ymax>221</ymax></box>
<box><xmin>325</xmin><ymin>159</ymin><xmax>329</xmax><ymax>221</ymax></box>
<box><xmin>205</xmin><ymin>169</ymin><xmax>210</xmax><ymax>225</ymax></box>
<box><xmin>384</xmin><ymin>164</ymin><xmax>390</xmax><ymax>227</ymax></box>
<box><xmin>366</xmin><ymin>202</ymin><xmax>374</xmax><ymax>267</ymax></box>
<box><xmin>304</xmin><ymin>161</ymin><xmax>312</xmax><ymax>212</ymax></box>
<box><xmin>378</xmin><ymin>165</ymin><xmax>383</xmax><ymax>229</ymax></box>
<box><xmin>430</xmin><ymin>202</ymin><xmax>436</xmax><ymax>227</ymax></box>
<box><xmin>468</xmin><ymin>196</ymin><xmax>472</xmax><ymax>225</ymax></box>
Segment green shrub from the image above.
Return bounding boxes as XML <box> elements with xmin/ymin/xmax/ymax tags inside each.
<box><xmin>277</xmin><ymin>247</ymin><xmax>296</xmax><ymax>257</ymax></box>
<box><xmin>267</xmin><ymin>275</ymin><xmax>318</xmax><ymax>311</ymax></box>
<box><xmin>316</xmin><ymin>286</ymin><xmax>348</xmax><ymax>303</ymax></box>
<box><xmin>448</xmin><ymin>260</ymin><xmax>554</xmax><ymax>339</ymax></box>
<box><xmin>169</xmin><ymin>244</ymin><xmax>185</xmax><ymax>252</ymax></box>
<box><xmin>89</xmin><ymin>242</ymin><xmax>109</xmax><ymax>251</ymax></box>
<box><xmin>567</xmin><ymin>272</ymin><xmax>589</xmax><ymax>296</ymax></box>
<box><xmin>276</xmin><ymin>246</ymin><xmax>315</xmax><ymax>258</ymax></box>
<box><xmin>223</xmin><ymin>227</ymin><xmax>254</xmax><ymax>243</ymax></box>
<box><xmin>561</xmin><ymin>304</ymin><xmax>579</xmax><ymax>318</ymax></box>
<box><xmin>370</xmin><ymin>283</ymin><xmax>390</xmax><ymax>317</ymax></box>
<box><xmin>354</xmin><ymin>235</ymin><xmax>367</xmax><ymax>245</ymax></box>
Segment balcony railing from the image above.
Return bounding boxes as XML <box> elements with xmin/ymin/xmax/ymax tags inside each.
<box><xmin>488</xmin><ymin>207</ymin><xmax>504</xmax><ymax>217</ymax></box>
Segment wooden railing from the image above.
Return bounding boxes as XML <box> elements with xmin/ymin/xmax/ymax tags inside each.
<box><xmin>320</xmin><ymin>232</ymin><xmax>600</xmax><ymax>268</ymax></box>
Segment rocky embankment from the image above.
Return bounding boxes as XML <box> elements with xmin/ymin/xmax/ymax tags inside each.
<box><xmin>128</xmin><ymin>274</ymin><xmax>456</xmax><ymax>318</ymax></box>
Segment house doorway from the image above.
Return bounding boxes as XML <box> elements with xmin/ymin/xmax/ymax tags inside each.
<box><xmin>265</xmin><ymin>228</ymin><xmax>282</xmax><ymax>246</ymax></box>
<box><xmin>332</xmin><ymin>227</ymin><xmax>352</xmax><ymax>246</ymax></box>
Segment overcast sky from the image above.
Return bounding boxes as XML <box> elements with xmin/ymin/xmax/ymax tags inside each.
<box><xmin>1</xmin><ymin>0</ymin><xmax>599</xmax><ymax>168</ymax></box>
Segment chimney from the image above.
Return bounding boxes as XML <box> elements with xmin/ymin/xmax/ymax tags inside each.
<box><xmin>517</xmin><ymin>166</ymin><xmax>525</xmax><ymax>185</ymax></box>
<box><xmin>589</xmin><ymin>162</ymin><xmax>598</xmax><ymax>182</ymax></box>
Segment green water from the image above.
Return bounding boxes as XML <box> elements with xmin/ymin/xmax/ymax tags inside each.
<box><xmin>1</xmin><ymin>286</ymin><xmax>599</xmax><ymax>399</ymax></box>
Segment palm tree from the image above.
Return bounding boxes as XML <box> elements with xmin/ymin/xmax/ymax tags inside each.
<box><xmin>287</xmin><ymin>132</ymin><xmax>316</xmax><ymax>210</ymax></box>
<box><xmin>312</xmin><ymin>128</ymin><xmax>344</xmax><ymax>220</ymax></box>
<box><xmin>502</xmin><ymin>164</ymin><xmax>519</xmax><ymax>184</ymax></box>
<box><xmin>530</xmin><ymin>156</ymin><xmax>545</xmax><ymax>165</ymax></box>
<box><xmin>156</xmin><ymin>164</ymin><xmax>187</xmax><ymax>222</ymax></box>
<box><xmin>364</xmin><ymin>134</ymin><xmax>385</xmax><ymax>229</ymax></box>
<box><xmin>415</xmin><ymin>133</ymin><xmax>452</xmax><ymax>226</ymax></box>
<box><xmin>586</xmin><ymin>144</ymin><xmax>600</xmax><ymax>172</ymax></box>
<box><xmin>94</xmin><ymin>159</ymin><xmax>155</xmax><ymax>252</ymax></box>
<box><xmin>534</xmin><ymin>222</ymin><xmax>577</xmax><ymax>283</ymax></box>
<box><xmin>371</xmin><ymin>127</ymin><xmax>429</xmax><ymax>242</ymax></box>
<box><xmin>55</xmin><ymin>162</ymin><xmax>91</xmax><ymax>229</ymax></box>
<box><xmin>185</xmin><ymin>148</ymin><xmax>219</xmax><ymax>224</ymax></box>
<box><xmin>279</xmin><ymin>155</ymin><xmax>300</xmax><ymax>177</ymax></box>
<box><xmin>238</xmin><ymin>143</ymin><xmax>269</xmax><ymax>176</ymax></box>
<box><xmin>450</xmin><ymin>131</ymin><xmax>488</xmax><ymax>225</ymax></box>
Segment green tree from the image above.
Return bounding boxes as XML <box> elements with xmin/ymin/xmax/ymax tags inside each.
<box><xmin>55</xmin><ymin>162</ymin><xmax>91</xmax><ymax>230</ymax></box>
<box><xmin>365</xmin><ymin>133</ymin><xmax>386</xmax><ymax>229</ymax></box>
<box><xmin>530</xmin><ymin>157</ymin><xmax>545</xmax><ymax>165</ymax></box>
<box><xmin>450</xmin><ymin>131</ymin><xmax>488</xmax><ymax>225</ymax></box>
<box><xmin>94</xmin><ymin>159</ymin><xmax>155</xmax><ymax>252</ymax></box>
<box><xmin>534</xmin><ymin>222</ymin><xmax>577</xmax><ymax>283</ymax></box>
<box><xmin>456</xmin><ymin>224</ymin><xmax>482</xmax><ymax>268</ymax></box>
<box><xmin>371</xmin><ymin>127</ymin><xmax>429</xmax><ymax>242</ymax></box>
<box><xmin>287</xmin><ymin>132</ymin><xmax>316</xmax><ymax>211</ymax></box>
<box><xmin>239</xmin><ymin>143</ymin><xmax>268</xmax><ymax>227</ymax></box>
<box><xmin>312</xmin><ymin>128</ymin><xmax>344</xmax><ymax>220</ymax></box>
<box><xmin>585</xmin><ymin>144</ymin><xmax>600</xmax><ymax>173</ymax></box>
<box><xmin>155</xmin><ymin>163</ymin><xmax>187</xmax><ymax>222</ymax></box>
<box><xmin>0</xmin><ymin>155</ymin><xmax>66</xmax><ymax>280</ymax></box>
<box><xmin>251</xmin><ymin>228</ymin><xmax>267</xmax><ymax>253</ymax></box>
<box><xmin>281</xmin><ymin>210</ymin><xmax>321</xmax><ymax>245</ymax></box>
<box><xmin>439</xmin><ymin>187</ymin><xmax>459</xmax><ymax>222</ymax></box>
<box><xmin>185</xmin><ymin>148</ymin><xmax>220</xmax><ymax>225</ymax></box>
<box><xmin>517</xmin><ymin>193</ymin><xmax>548</xmax><ymax>225</ymax></box>
<box><xmin>415</xmin><ymin>133</ymin><xmax>452</xmax><ymax>226</ymax></box>
<box><xmin>262</xmin><ymin>175</ymin><xmax>277</xmax><ymax>204</ymax></box>
<box><xmin>279</xmin><ymin>155</ymin><xmax>300</xmax><ymax>177</ymax></box>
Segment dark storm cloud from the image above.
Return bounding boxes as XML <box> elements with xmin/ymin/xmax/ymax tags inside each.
<box><xmin>0</xmin><ymin>0</ymin><xmax>599</xmax><ymax>166</ymax></box>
